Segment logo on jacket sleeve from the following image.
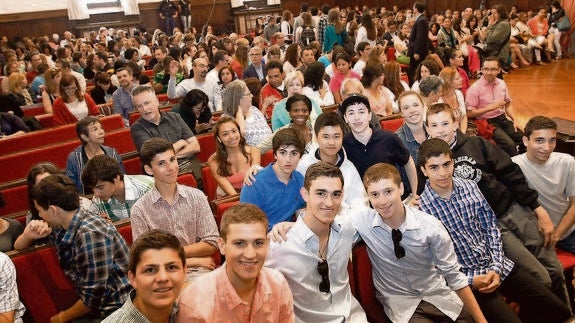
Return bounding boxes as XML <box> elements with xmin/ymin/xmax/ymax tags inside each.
<box><xmin>453</xmin><ymin>156</ymin><xmax>482</xmax><ymax>183</ymax></box>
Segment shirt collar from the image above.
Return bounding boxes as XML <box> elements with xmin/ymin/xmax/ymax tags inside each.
<box><xmin>61</xmin><ymin>209</ymin><xmax>84</xmax><ymax>245</ymax></box>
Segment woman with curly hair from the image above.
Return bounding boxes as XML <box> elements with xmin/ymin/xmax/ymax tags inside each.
<box><xmin>411</xmin><ymin>58</ymin><xmax>442</xmax><ymax>93</ymax></box>
<box><xmin>302</xmin><ymin>61</ymin><xmax>334</xmax><ymax>107</ymax></box>
<box><xmin>207</xmin><ymin>116</ymin><xmax>261</xmax><ymax>197</ymax></box>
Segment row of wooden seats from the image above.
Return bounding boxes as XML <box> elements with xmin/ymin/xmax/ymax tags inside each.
<box><xmin>0</xmin><ymin>114</ymin><xmax>124</xmax><ymax>155</ymax></box>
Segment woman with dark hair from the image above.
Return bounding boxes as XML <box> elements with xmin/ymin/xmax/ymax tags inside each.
<box><xmin>303</xmin><ymin>61</ymin><xmax>335</xmax><ymax>106</ymax></box>
<box><xmin>548</xmin><ymin>1</ymin><xmax>565</xmax><ymax>59</ymax></box>
<box><xmin>429</xmin><ymin>22</ymin><xmax>441</xmax><ymax>48</ymax></box>
<box><xmin>411</xmin><ymin>58</ymin><xmax>441</xmax><ymax>92</ymax></box>
<box><xmin>230</xmin><ymin>44</ymin><xmax>248</xmax><ymax>79</ymax></box>
<box><xmin>282</xmin><ymin>43</ymin><xmax>300</xmax><ymax>75</ymax></box>
<box><xmin>361</xmin><ymin>63</ymin><xmax>393</xmax><ymax>117</ymax></box>
<box><xmin>437</xmin><ymin>17</ymin><xmax>459</xmax><ymax>49</ymax></box>
<box><xmin>173</xmin><ymin>89</ymin><xmax>213</xmax><ymax>135</ymax></box>
<box><xmin>383</xmin><ymin>61</ymin><xmax>408</xmax><ymax>108</ymax></box>
<box><xmin>207</xmin><ymin>116</ymin><xmax>260</xmax><ymax>197</ymax></box>
<box><xmin>52</xmin><ymin>74</ymin><xmax>99</xmax><ymax>126</ymax></box>
<box><xmin>355</xmin><ymin>13</ymin><xmax>377</xmax><ymax>50</ymax></box>
<box><xmin>258</xmin><ymin>93</ymin><xmax>315</xmax><ymax>154</ymax></box>
<box><xmin>453</xmin><ymin>18</ymin><xmax>480</xmax><ymax>77</ymax></box>
<box><xmin>484</xmin><ymin>4</ymin><xmax>511</xmax><ymax>68</ymax></box>
<box><xmin>65</xmin><ymin>116</ymin><xmax>124</xmax><ymax>193</ymax></box>
<box><xmin>443</xmin><ymin>47</ymin><xmax>470</xmax><ymax>96</ymax></box>
<box><xmin>90</xmin><ymin>72</ymin><xmax>117</xmax><ymax>104</ymax></box>
<box><xmin>215</xmin><ymin>66</ymin><xmax>236</xmax><ymax>112</ymax></box>
<box><xmin>329</xmin><ymin>52</ymin><xmax>360</xmax><ymax>103</ymax></box>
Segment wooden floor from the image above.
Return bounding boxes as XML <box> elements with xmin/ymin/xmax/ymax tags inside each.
<box><xmin>503</xmin><ymin>58</ymin><xmax>575</xmax><ymax>129</ymax></box>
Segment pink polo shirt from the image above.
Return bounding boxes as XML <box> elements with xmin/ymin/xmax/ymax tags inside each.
<box><xmin>465</xmin><ymin>77</ymin><xmax>511</xmax><ymax>120</ymax></box>
<box><xmin>177</xmin><ymin>264</ymin><xmax>295</xmax><ymax>322</ymax></box>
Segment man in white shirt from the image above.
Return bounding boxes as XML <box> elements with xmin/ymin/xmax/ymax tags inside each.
<box><xmin>352</xmin><ymin>42</ymin><xmax>372</xmax><ymax>77</ymax></box>
<box><xmin>167</xmin><ymin>57</ymin><xmax>220</xmax><ymax>112</ymax></box>
<box><xmin>205</xmin><ymin>50</ymin><xmax>230</xmax><ymax>85</ymax></box>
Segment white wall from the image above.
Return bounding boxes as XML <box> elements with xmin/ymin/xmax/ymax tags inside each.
<box><xmin>0</xmin><ymin>0</ymin><xmax>162</xmax><ymax>14</ymax></box>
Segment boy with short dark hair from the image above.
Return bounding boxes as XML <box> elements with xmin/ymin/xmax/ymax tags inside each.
<box><xmin>296</xmin><ymin>111</ymin><xmax>368</xmax><ymax>211</ymax></box>
<box><xmin>418</xmin><ymin>138</ymin><xmax>571</xmax><ymax>323</ymax></box>
<box><xmin>131</xmin><ymin>138</ymin><xmax>219</xmax><ymax>279</ymax></box>
<box><xmin>266</xmin><ymin>162</ymin><xmax>367</xmax><ymax>322</ymax></box>
<box><xmin>241</xmin><ymin>128</ymin><xmax>306</xmax><ymax>230</ymax></box>
<box><xmin>103</xmin><ymin>230</ymin><xmax>186</xmax><ymax>322</ymax></box>
<box><xmin>513</xmin><ymin>116</ymin><xmax>575</xmax><ymax>253</ymax></box>
<box><xmin>178</xmin><ymin>204</ymin><xmax>295</xmax><ymax>322</ymax></box>
<box><xmin>426</xmin><ymin>104</ymin><xmax>570</xmax><ymax>306</ymax></box>
<box><xmin>31</xmin><ymin>174</ymin><xmax>131</xmax><ymax>322</ymax></box>
<box><xmin>82</xmin><ymin>155</ymin><xmax>154</xmax><ymax>221</ymax></box>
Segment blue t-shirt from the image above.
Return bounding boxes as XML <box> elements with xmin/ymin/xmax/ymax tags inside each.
<box><xmin>240</xmin><ymin>163</ymin><xmax>305</xmax><ymax>230</ymax></box>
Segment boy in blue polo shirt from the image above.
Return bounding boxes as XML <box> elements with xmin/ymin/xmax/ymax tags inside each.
<box><xmin>241</xmin><ymin>128</ymin><xmax>306</xmax><ymax>230</ymax></box>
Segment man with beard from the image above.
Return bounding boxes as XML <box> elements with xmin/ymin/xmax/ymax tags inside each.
<box><xmin>167</xmin><ymin>57</ymin><xmax>220</xmax><ymax>112</ymax></box>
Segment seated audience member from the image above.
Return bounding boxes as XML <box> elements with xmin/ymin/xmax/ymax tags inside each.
<box><xmin>329</xmin><ymin>52</ymin><xmax>361</xmax><ymax>104</ymax></box>
<box><xmin>130</xmin><ymin>85</ymin><xmax>203</xmax><ymax>186</ymax></box>
<box><xmin>243</xmin><ymin>46</ymin><xmax>266</xmax><ymax>83</ymax></box>
<box><xmin>352</xmin><ymin>41</ymin><xmax>371</xmax><ymax>77</ymax></box>
<box><xmin>56</xmin><ymin>59</ymin><xmax>87</xmax><ymax>95</ymax></box>
<box><xmin>396</xmin><ymin>91</ymin><xmax>428</xmax><ymax>163</ymax></box>
<box><xmin>258</xmin><ymin>93</ymin><xmax>315</xmax><ymax>154</ymax></box>
<box><xmin>411</xmin><ymin>58</ymin><xmax>441</xmax><ymax>93</ymax></box>
<box><xmin>266</xmin><ymin>163</ymin><xmax>368</xmax><ymax>322</ymax></box>
<box><xmin>339</xmin><ymin>78</ymin><xmax>381</xmax><ymax>130</ymax></box>
<box><xmin>302</xmin><ymin>61</ymin><xmax>335</xmax><ymax>107</ymax></box>
<box><xmin>443</xmin><ymin>48</ymin><xmax>469</xmax><ymax>96</ymax></box>
<box><xmin>466</xmin><ymin>57</ymin><xmax>524</xmax><ymax>156</ymax></box>
<box><xmin>240</xmin><ymin>128</ymin><xmax>306</xmax><ymax>230</ymax></box>
<box><xmin>271</xmin><ymin>71</ymin><xmax>322</xmax><ymax>131</ymax></box>
<box><xmin>357</xmin><ymin>163</ymin><xmax>485</xmax><ymax>322</ymax></box>
<box><xmin>438</xmin><ymin>67</ymin><xmax>467</xmax><ymax>133</ymax></box>
<box><xmin>222</xmin><ymin>79</ymin><xmax>271</xmax><ymax>147</ymax></box>
<box><xmin>30</xmin><ymin>174</ymin><xmax>131</xmax><ymax>321</ymax></box>
<box><xmin>208</xmin><ymin>116</ymin><xmax>261</xmax><ymax>198</ymax></box>
<box><xmin>512</xmin><ymin>117</ymin><xmax>575</xmax><ymax>254</ymax></box>
<box><xmin>178</xmin><ymin>204</ymin><xmax>295</xmax><ymax>322</ymax></box>
<box><xmin>296</xmin><ymin>112</ymin><xmax>368</xmax><ymax>211</ymax></box>
<box><xmin>0</xmin><ymin>252</ymin><xmax>26</xmax><ymax>322</ymax></box>
<box><xmin>0</xmin><ymin>193</ymin><xmax>23</xmax><ymax>252</ymax></box>
<box><xmin>52</xmin><ymin>74</ymin><xmax>100</xmax><ymax>126</ymax></box>
<box><xmin>90</xmin><ymin>72</ymin><xmax>117</xmax><ymax>105</ymax></box>
<box><xmin>131</xmin><ymin>138</ymin><xmax>219</xmax><ymax>280</ymax></box>
<box><xmin>340</xmin><ymin>94</ymin><xmax>418</xmax><ymax>198</ymax></box>
<box><xmin>154</xmin><ymin>56</ymin><xmax>185</xmax><ymax>94</ymax></box>
<box><xmin>167</xmin><ymin>57</ymin><xmax>219</xmax><ymax>112</ymax></box>
<box><xmin>419</xmin><ymin>75</ymin><xmax>443</xmax><ymax>107</ymax></box>
<box><xmin>418</xmin><ymin>138</ymin><xmax>571</xmax><ymax>323</ymax></box>
<box><xmin>82</xmin><ymin>155</ymin><xmax>154</xmax><ymax>222</ymax></box>
<box><xmin>260</xmin><ymin>60</ymin><xmax>287</xmax><ymax>119</ymax></box>
<box><xmin>0</xmin><ymin>112</ymin><xmax>29</xmax><ymax>138</ymax></box>
<box><xmin>112</xmin><ymin>67</ymin><xmax>136</xmax><ymax>126</ymax></box>
<box><xmin>172</xmin><ymin>89</ymin><xmax>213</xmax><ymax>135</ymax></box>
<box><xmin>41</xmin><ymin>67</ymin><xmax>62</xmax><ymax>114</ymax></box>
<box><xmin>65</xmin><ymin>116</ymin><xmax>125</xmax><ymax>194</ymax></box>
<box><xmin>361</xmin><ymin>63</ymin><xmax>394</xmax><ymax>117</ymax></box>
<box><xmin>103</xmin><ymin>230</ymin><xmax>186</xmax><ymax>322</ymax></box>
<box><xmin>6</xmin><ymin>72</ymin><xmax>33</xmax><ymax>107</ymax></box>
<box><xmin>214</xmin><ymin>66</ymin><xmax>237</xmax><ymax>114</ymax></box>
<box><xmin>30</xmin><ymin>63</ymin><xmax>49</xmax><ymax>96</ymax></box>
<box><xmin>425</xmin><ymin>103</ymin><xmax>571</xmax><ymax>306</ymax></box>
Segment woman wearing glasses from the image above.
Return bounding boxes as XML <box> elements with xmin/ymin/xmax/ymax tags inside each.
<box><xmin>222</xmin><ymin>79</ymin><xmax>271</xmax><ymax>147</ymax></box>
<box><xmin>52</xmin><ymin>74</ymin><xmax>99</xmax><ymax>126</ymax></box>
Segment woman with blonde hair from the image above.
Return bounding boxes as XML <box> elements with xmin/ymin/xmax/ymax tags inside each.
<box><xmin>222</xmin><ymin>79</ymin><xmax>271</xmax><ymax>147</ymax></box>
<box><xmin>208</xmin><ymin>116</ymin><xmax>261</xmax><ymax>197</ymax></box>
<box><xmin>7</xmin><ymin>72</ymin><xmax>33</xmax><ymax>107</ymax></box>
<box><xmin>271</xmin><ymin>70</ymin><xmax>322</xmax><ymax>130</ymax></box>
<box><xmin>41</xmin><ymin>67</ymin><xmax>62</xmax><ymax>113</ymax></box>
<box><xmin>438</xmin><ymin>67</ymin><xmax>467</xmax><ymax>133</ymax></box>
<box><xmin>52</xmin><ymin>74</ymin><xmax>99</xmax><ymax>126</ymax></box>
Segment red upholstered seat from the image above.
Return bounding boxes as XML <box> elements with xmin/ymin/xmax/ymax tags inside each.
<box><xmin>556</xmin><ymin>248</ymin><xmax>575</xmax><ymax>270</ymax></box>
<box><xmin>351</xmin><ymin>242</ymin><xmax>389</xmax><ymax>323</ymax></box>
<box><xmin>177</xmin><ymin>172</ymin><xmax>198</xmax><ymax>188</ymax></box>
<box><xmin>380</xmin><ymin>116</ymin><xmax>405</xmax><ymax>132</ymax></box>
<box><xmin>201</xmin><ymin>166</ymin><xmax>218</xmax><ymax>202</ymax></box>
<box><xmin>196</xmin><ymin>133</ymin><xmax>216</xmax><ymax>164</ymax></box>
<box><xmin>11</xmin><ymin>246</ymin><xmax>77</xmax><ymax>323</ymax></box>
<box><xmin>0</xmin><ymin>185</ymin><xmax>28</xmax><ymax>217</ymax></box>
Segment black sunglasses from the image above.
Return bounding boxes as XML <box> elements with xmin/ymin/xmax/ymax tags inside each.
<box><xmin>392</xmin><ymin>229</ymin><xmax>406</xmax><ymax>259</ymax></box>
<box><xmin>317</xmin><ymin>259</ymin><xmax>330</xmax><ymax>293</ymax></box>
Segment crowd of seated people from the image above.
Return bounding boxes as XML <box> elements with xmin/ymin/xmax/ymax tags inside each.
<box><xmin>0</xmin><ymin>1</ymin><xmax>574</xmax><ymax>321</ymax></box>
